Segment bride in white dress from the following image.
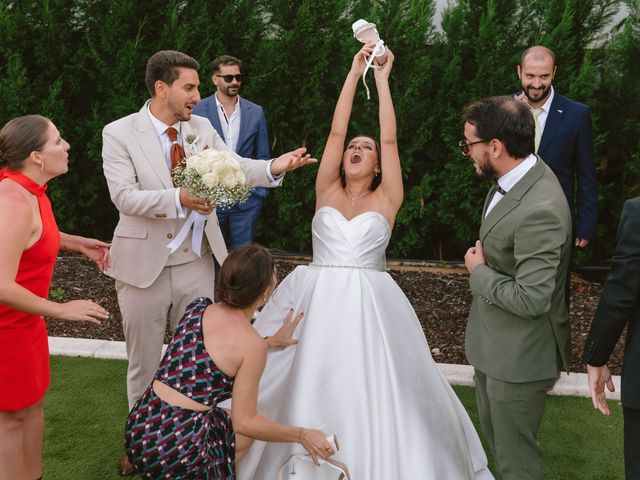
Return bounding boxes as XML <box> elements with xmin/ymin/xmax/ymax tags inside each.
<box><xmin>236</xmin><ymin>45</ymin><xmax>494</xmax><ymax>479</ymax></box>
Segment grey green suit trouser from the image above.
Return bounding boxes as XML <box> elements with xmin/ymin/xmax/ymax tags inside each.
<box><xmin>474</xmin><ymin>369</ymin><xmax>556</xmax><ymax>480</ymax></box>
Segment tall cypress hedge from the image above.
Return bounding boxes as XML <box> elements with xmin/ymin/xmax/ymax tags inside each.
<box><xmin>1</xmin><ymin>0</ymin><xmax>638</xmax><ymax>263</ymax></box>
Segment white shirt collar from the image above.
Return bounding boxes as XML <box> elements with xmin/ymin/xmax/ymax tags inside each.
<box><xmin>497</xmin><ymin>153</ymin><xmax>537</xmax><ymax>193</ymax></box>
<box><xmin>538</xmin><ymin>86</ymin><xmax>554</xmax><ymax>113</ymax></box>
<box><xmin>214</xmin><ymin>93</ymin><xmax>241</xmax><ymax>113</ymax></box>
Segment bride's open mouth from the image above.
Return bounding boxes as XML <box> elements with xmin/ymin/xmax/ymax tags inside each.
<box><xmin>351</xmin><ymin>152</ymin><xmax>362</xmax><ymax>163</ymax></box>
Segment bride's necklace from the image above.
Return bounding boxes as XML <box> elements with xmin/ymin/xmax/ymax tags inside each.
<box><xmin>344</xmin><ymin>187</ymin><xmax>371</xmax><ymax>207</ymax></box>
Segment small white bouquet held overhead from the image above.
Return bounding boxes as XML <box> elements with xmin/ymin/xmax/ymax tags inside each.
<box><xmin>167</xmin><ymin>148</ymin><xmax>251</xmax><ymax>256</ymax></box>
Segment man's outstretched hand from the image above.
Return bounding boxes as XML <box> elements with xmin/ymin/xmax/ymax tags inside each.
<box><xmin>270</xmin><ymin>147</ymin><xmax>318</xmax><ymax>176</ymax></box>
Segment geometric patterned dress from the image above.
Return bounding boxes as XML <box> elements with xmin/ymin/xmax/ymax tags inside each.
<box><xmin>125</xmin><ymin>297</ymin><xmax>236</xmax><ymax>479</ymax></box>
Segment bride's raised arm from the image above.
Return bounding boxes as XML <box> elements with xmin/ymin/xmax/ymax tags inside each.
<box><xmin>315</xmin><ymin>44</ymin><xmax>374</xmax><ymax>206</ymax></box>
<box><xmin>373</xmin><ymin>50</ymin><xmax>403</xmax><ymax>212</ymax></box>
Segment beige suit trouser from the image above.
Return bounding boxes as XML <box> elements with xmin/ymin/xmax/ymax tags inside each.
<box><xmin>115</xmin><ymin>255</ymin><xmax>215</xmax><ymax>409</ymax></box>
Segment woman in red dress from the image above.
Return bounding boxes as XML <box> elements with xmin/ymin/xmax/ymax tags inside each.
<box><xmin>0</xmin><ymin>115</ymin><xmax>111</xmax><ymax>480</ymax></box>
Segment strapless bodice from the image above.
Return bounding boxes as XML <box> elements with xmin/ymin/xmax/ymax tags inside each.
<box><xmin>310</xmin><ymin>206</ymin><xmax>389</xmax><ymax>270</ymax></box>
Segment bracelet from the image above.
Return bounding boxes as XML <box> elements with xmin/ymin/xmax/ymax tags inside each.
<box><xmin>297</xmin><ymin>427</ymin><xmax>304</xmax><ymax>442</ymax></box>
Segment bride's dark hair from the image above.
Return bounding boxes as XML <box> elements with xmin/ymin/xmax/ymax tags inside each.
<box><xmin>216</xmin><ymin>244</ymin><xmax>275</xmax><ymax>309</ymax></box>
<box><xmin>341</xmin><ymin>134</ymin><xmax>382</xmax><ymax>191</ymax></box>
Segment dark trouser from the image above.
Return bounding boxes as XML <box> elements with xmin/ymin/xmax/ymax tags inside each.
<box><xmin>474</xmin><ymin>369</ymin><xmax>556</xmax><ymax>480</ymax></box>
<box><xmin>624</xmin><ymin>406</ymin><xmax>640</xmax><ymax>479</ymax></box>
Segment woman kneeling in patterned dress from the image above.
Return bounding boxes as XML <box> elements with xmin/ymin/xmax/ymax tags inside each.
<box><xmin>125</xmin><ymin>244</ymin><xmax>334</xmax><ymax>479</ymax></box>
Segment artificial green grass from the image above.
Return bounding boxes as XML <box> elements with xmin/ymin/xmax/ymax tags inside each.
<box><xmin>44</xmin><ymin>356</ymin><xmax>624</xmax><ymax>479</ymax></box>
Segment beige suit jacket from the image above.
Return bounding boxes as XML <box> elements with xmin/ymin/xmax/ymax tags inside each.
<box><xmin>102</xmin><ymin>102</ymin><xmax>278</xmax><ymax>288</ymax></box>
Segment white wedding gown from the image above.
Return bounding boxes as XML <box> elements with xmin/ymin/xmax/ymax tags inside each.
<box><xmin>237</xmin><ymin>206</ymin><xmax>494</xmax><ymax>479</ymax></box>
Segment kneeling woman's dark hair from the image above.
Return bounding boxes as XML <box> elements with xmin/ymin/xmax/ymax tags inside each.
<box><xmin>216</xmin><ymin>244</ymin><xmax>275</xmax><ymax>309</ymax></box>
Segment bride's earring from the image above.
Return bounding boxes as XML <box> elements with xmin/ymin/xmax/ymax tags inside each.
<box><xmin>40</xmin><ymin>162</ymin><xmax>45</xmax><ymax>172</ymax></box>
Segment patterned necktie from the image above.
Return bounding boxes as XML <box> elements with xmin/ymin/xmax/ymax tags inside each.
<box><xmin>165</xmin><ymin>127</ymin><xmax>185</xmax><ymax>173</ymax></box>
<box><xmin>532</xmin><ymin>108</ymin><xmax>543</xmax><ymax>153</ymax></box>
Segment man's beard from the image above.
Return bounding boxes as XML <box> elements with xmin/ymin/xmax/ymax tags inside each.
<box><xmin>167</xmin><ymin>97</ymin><xmax>192</xmax><ymax>121</ymax></box>
<box><xmin>224</xmin><ymin>86</ymin><xmax>240</xmax><ymax>97</ymax></box>
<box><xmin>524</xmin><ymin>84</ymin><xmax>551</xmax><ymax>104</ymax></box>
<box><xmin>476</xmin><ymin>152</ymin><xmax>499</xmax><ymax>181</ymax></box>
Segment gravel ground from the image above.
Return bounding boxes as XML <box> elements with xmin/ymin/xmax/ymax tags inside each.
<box><xmin>46</xmin><ymin>252</ymin><xmax>621</xmax><ymax>375</ymax></box>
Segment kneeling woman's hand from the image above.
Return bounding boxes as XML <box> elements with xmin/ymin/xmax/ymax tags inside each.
<box><xmin>264</xmin><ymin>308</ymin><xmax>304</xmax><ymax>348</ymax></box>
<box><xmin>298</xmin><ymin>428</ymin><xmax>335</xmax><ymax>465</ymax></box>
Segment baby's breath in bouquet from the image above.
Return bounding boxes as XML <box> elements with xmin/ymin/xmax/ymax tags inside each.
<box><xmin>172</xmin><ymin>149</ymin><xmax>251</xmax><ymax>208</ymax></box>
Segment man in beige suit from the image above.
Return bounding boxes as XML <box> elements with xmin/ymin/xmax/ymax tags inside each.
<box><xmin>102</xmin><ymin>50</ymin><xmax>314</xmax><ymax>474</ymax></box>
<box><xmin>461</xmin><ymin>96</ymin><xmax>572</xmax><ymax>480</ymax></box>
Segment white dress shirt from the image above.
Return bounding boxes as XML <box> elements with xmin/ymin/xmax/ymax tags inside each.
<box><xmin>215</xmin><ymin>93</ymin><xmax>241</xmax><ymax>153</ymax></box>
<box><xmin>535</xmin><ymin>86</ymin><xmax>555</xmax><ymax>134</ymax></box>
<box><xmin>147</xmin><ymin>105</ymin><xmax>186</xmax><ymax>217</ymax></box>
<box><xmin>485</xmin><ymin>154</ymin><xmax>537</xmax><ymax>217</ymax></box>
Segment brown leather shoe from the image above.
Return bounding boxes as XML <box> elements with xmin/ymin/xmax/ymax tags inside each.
<box><xmin>118</xmin><ymin>454</ymin><xmax>137</xmax><ymax>476</ymax></box>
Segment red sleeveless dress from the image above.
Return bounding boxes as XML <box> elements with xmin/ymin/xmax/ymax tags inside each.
<box><xmin>0</xmin><ymin>169</ymin><xmax>60</xmax><ymax>411</ymax></box>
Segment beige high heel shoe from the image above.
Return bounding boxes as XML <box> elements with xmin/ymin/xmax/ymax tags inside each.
<box><xmin>277</xmin><ymin>435</ymin><xmax>351</xmax><ymax>480</ymax></box>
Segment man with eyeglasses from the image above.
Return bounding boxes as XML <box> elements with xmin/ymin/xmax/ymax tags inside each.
<box><xmin>462</xmin><ymin>96</ymin><xmax>572</xmax><ymax>480</ymax></box>
<box><xmin>514</xmin><ymin>45</ymin><xmax>597</xmax><ymax>249</ymax></box>
<box><xmin>193</xmin><ymin>55</ymin><xmax>271</xmax><ymax>249</ymax></box>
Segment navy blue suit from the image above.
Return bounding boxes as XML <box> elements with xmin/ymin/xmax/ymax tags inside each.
<box><xmin>537</xmin><ymin>92</ymin><xmax>598</xmax><ymax>240</ymax></box>
<box><xmin>582</xmin><ymin>197</ymin><xmax>640</xmax><ymax>478</ymax></box>
<box><xmin>193</xmin><ymin>95</ymin><xmax>271</xmax><ymax>249</ymax></box>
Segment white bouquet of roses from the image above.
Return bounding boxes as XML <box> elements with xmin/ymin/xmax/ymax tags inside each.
<box><xmin>167</xmin><ymin>148</ymin><xmax>251</xmax><ymax>256</ymax></box>
<box><xmin>172</xmin><ymin>148</ymin><xmax>251</xmax><ymax>209</ymax></box>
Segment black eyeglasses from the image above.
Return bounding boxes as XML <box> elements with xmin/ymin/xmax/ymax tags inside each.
<box><xmin>458</xmin><ymin>139</ymin><xmax>489</xmax><ymax>156</ymax></box>
<box><xmin>215</xmin><ymin>74</ymin><xmax>243</xmax><ymax>83</ymax></box>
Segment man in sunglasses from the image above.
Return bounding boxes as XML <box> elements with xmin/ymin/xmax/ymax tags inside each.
<box><xmin>193</xmin><ymin>55</ymin><xmax>270</xmax><ymax>249</ymax></box>
<box><xmin>462</xmin><ymin>96</ymin><xmax>572</xmax><ymax>480</ymax></box>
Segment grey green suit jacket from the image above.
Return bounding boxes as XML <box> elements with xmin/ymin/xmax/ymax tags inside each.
<box><xmin>465</xmin><ymin>157</ymin><xmax>573</xmax><ymax>383</ymax></box>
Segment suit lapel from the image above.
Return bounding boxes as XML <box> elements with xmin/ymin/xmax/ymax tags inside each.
<box><xmin>236</xmin><ymin>97</ymin><xmax>249</xmax><ymax>153</ymax></box>
<box><xmin>181</xmin><ymin>120</ymin><xmax>209</xmax><ymax>154</ymax></box>
<box><xmin>132</xmin><ymin>102</ymin><xmax>173</xmax><ymax>188</ymax></box>
<box><xmin>181</xmin><ymin>121</ymin><xmax>197</xmax><ymax>156</ymax></box>
<box><xmin>480</xmin><ymin>185</ymin><xmax>497</xmax><ymax>221</ymax></box>
<box><xmin>479</xmin><ymin>158</ymin><xmax>546</xmax><ymax>240</ymax></box>
<box><xmin>538</xmin><ymin>94</ymin><xmax>566</xmax><ymax>156</ymax></box>
<box><xmin>209</xmin><ymin>96</ymin><xmax>225</xmax><ymax>143</ymax></box>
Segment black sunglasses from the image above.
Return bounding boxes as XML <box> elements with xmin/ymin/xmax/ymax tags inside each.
<box><xmin>215</xmin><ymin>74</ymin><xmax>243</xmax><ymax>83</ymax></box>
<box><xmin>458</xmin><ymin>139</ymin><xmax>489</xmax><ymax>156</ymax></box>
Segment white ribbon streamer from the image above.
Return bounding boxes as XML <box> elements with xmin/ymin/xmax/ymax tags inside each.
<box><xmin>167</xmin><ymin>211</ymin><xmax>208</xmax><ymax>256</ymax></box>
<box><xmin>361</xmin><ymin>39</ymin><xmax>385</xmax><ymax>100</ymax></box>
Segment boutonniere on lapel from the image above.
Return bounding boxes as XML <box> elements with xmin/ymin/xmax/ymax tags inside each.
<box><xmin>184</xmin><ymin>134</ymin><xmax>199</xmax><ymax>156</ymax></box>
